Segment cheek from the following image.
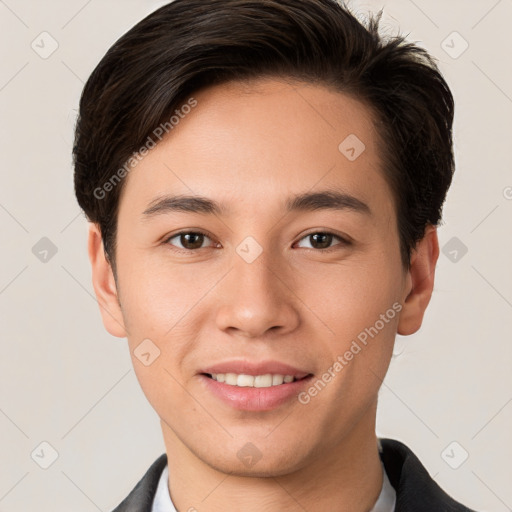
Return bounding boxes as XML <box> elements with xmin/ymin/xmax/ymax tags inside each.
<box><xmin>301</xmin><ymin>253</ymin><xmax>403</xmax><ymax>340</ymax></box>
<box><xmin>116</xmin><ymin>253</ymin><xmax>218</xmax><ymax>365</ymax></box>
<box><xmin>118</xmin><ymin>261</ymin><xmax>208</xmax><ymax>411</ymax></box>
<box><xmin>117</xmin><ymin>252</ymin><xmax>195</xmax><ymax>323</ymax></box>
<box><xmin>297</xmin><ymin>259</ymin><xmax>401</xmax><ymax>411</ymax></box>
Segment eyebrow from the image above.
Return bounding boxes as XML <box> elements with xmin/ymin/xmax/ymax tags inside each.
<box><xmin>142</xmin><ymin>190</ymin><xmax>371</xmax><ymax>218</ymax></box>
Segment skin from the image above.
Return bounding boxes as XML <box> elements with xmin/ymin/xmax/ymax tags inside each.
<box><xmin>88</xmin><ymin>78</ymin><xmax>439</xmax><ymax>512</ymax></box>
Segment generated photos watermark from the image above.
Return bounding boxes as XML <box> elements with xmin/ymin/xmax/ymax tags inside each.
<box><xmin>298</xmin><ymin>301</ymin><xmax>403</xmax><ymax>405</ymax></box>
<box><xmin>93</xmin><ymin>97</ymin><xmax>198</xmax><ymax>200</ymax></box>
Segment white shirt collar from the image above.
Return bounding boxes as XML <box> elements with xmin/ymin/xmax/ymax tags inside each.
<box><xmin>151</xmin><ymin>461</ymin><xmax>396</xmax><ymax>512</ymax></box>
<box><xmin>151</xmin><ymin>464</ymin><xmax>174</xmax><ymax>512</ymax></box>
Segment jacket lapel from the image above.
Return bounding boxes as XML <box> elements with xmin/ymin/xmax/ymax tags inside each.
<box><xmin>111</xmin><ymin>439</ymin><xmax>476</xmax><ymax>511</ymax></box>
<box><xmin>379</xmin><ymin>438</ymin><xmax>476</xmax><ymax>511</ymax></box>
<box><xmin>111</xmin><ymin>453</ymin><xmax>168</xmax><ymax>512</ymax></box>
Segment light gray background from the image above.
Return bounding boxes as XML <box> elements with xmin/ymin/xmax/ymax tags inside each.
<box><xmin>0</xmin><ymin>0</ymin><xmax>511</xmax><ymax>511</ymax></box>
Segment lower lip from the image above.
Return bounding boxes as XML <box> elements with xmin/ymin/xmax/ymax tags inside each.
<box><xmin>199</xmin><ymin>374</ymin><xmax>314</xmax><ymax>411</ymax></box>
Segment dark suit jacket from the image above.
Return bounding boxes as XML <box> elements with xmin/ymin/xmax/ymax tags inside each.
<box><xmin>111</xmin><ymin>438</ymin><xmax>477</xmax><ymax>511</ymax></box>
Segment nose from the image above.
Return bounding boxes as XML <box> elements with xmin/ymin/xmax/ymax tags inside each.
<box><xmin>215</xmin><ymin>246</ymin><xmax>300</xmax><ymax>339</ymax></box>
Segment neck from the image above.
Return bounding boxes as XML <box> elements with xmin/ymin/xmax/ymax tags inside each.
<box><xmin>161</xmin><ymin>402</ymin><xmax>383</xmax><ymax>512</ymax></box>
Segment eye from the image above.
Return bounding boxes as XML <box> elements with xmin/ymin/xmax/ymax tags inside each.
<box><xmin>164</xmin><ymin>230</ymin><xmax>351</xmax><ymax>253</ymax></box>
<box><xmin>295</xmin><ymin>231</ymin><xmax>350</xmax><ymax>251</ymax></box>
<box><xmin>164</xmin><ymin>230</ymin><xmax>218</xmax><ymax>251</ymax></box>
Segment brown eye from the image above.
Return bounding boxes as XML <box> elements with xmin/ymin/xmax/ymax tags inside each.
<box><xmin>310</xmin><ymin>233</ymin><xmax>333</xmax><ymax>249</ymax></box>
<box><xmin>165</xmin><ymin>231</ymin><xmax>215</xmax><ymax>251</ymax></box>
<box><xmin>295</xmin><ymin>232</ymin><xmax>349</xmax><ymax>251</ymax></box>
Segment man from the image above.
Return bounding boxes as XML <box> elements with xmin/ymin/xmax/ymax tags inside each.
<box><xmin>73</xmin><ymin>0</ymin><xmax>477</xmax><ymax>510</ymax></box>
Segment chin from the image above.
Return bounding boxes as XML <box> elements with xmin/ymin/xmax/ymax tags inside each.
<box><xmin>200</xmin><ymin>442</ymin><xmax>311</xmax><ymax>478</ymax></box>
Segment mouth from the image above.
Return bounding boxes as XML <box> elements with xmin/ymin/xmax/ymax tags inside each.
<box><xmin>201</xmin><ymin>372</ymin><xmax>312</xmax><ymax>388</ymax></box>
<box><xmin>198</xmin><ymin>371</ymin><xmax>314</xmax><ymax>411</ymax></box>
<box><xmin>197</xmin><ymin>360</ymin><xmax>314</xmax><ymax>410</ymax></box>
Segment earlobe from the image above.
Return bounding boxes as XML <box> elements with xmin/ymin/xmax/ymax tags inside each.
<box><xmin>87</xmin><ymin>223</ymin><xmax>127</xmax><ymax>338</ymax></box>
<box><xmin>397</xmin><ymin>225</ymin><xmax>440</xmax><ymax>336</ymax></box>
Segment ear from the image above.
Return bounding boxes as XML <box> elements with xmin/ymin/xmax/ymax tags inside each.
<box><xmin>397</xmin><ymin>225</ymin><xmax>440</xmax><ymax>336</ymax></box>
<box><xmin>87</xmin><ymin>223</ymin><xmax>127</xmax><ymax>338</ymax></box>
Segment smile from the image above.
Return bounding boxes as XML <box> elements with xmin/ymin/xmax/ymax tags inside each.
<box><xmin>207</xmin><ymin>373</ymin><xmax>298</xmax><ymax>387</ymax></box>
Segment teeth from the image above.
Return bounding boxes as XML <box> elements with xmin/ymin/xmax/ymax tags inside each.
<box><xmin>210</xmin><ymin>373</ymin><xmax>297</xmax><ymax>387</ymax></box>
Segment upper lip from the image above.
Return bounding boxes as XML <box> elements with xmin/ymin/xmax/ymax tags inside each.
<box><xmin>199</xmin><ymin>360</ymin><xmax>311</xmax><ymax>379</ymax></box>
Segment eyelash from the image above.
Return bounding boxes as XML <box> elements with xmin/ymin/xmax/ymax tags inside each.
<box><xmin>163</xmin><ymin>229</ymin><xmax>351</xmax><ymax>254</ymax></box>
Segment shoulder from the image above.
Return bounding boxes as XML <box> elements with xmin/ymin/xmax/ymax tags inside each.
<box><xmin>379</xmin><ymin>438</ymin><xmax>478</xmax><ymax>512</ymax></box>
<box><xmin>110</xmin><ymin>453</ymin><xmax>168</xmax><ymax>512</ymax></box>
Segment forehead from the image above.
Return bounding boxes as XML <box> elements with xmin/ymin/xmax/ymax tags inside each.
<box><xmin>169</xmin><ymin>78</ymin><xmax>379</xmax><ymax>158</ymax></box>
<box><xmin>119</xmin><ymin>77</ymin><xmax>392</xmax><ymax>217</ymax></box>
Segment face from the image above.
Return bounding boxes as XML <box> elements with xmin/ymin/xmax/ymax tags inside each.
<box><xmin>89</xmin><ymin>77</ymin><xmax>437</xmax><ymax>477</ymax></box>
